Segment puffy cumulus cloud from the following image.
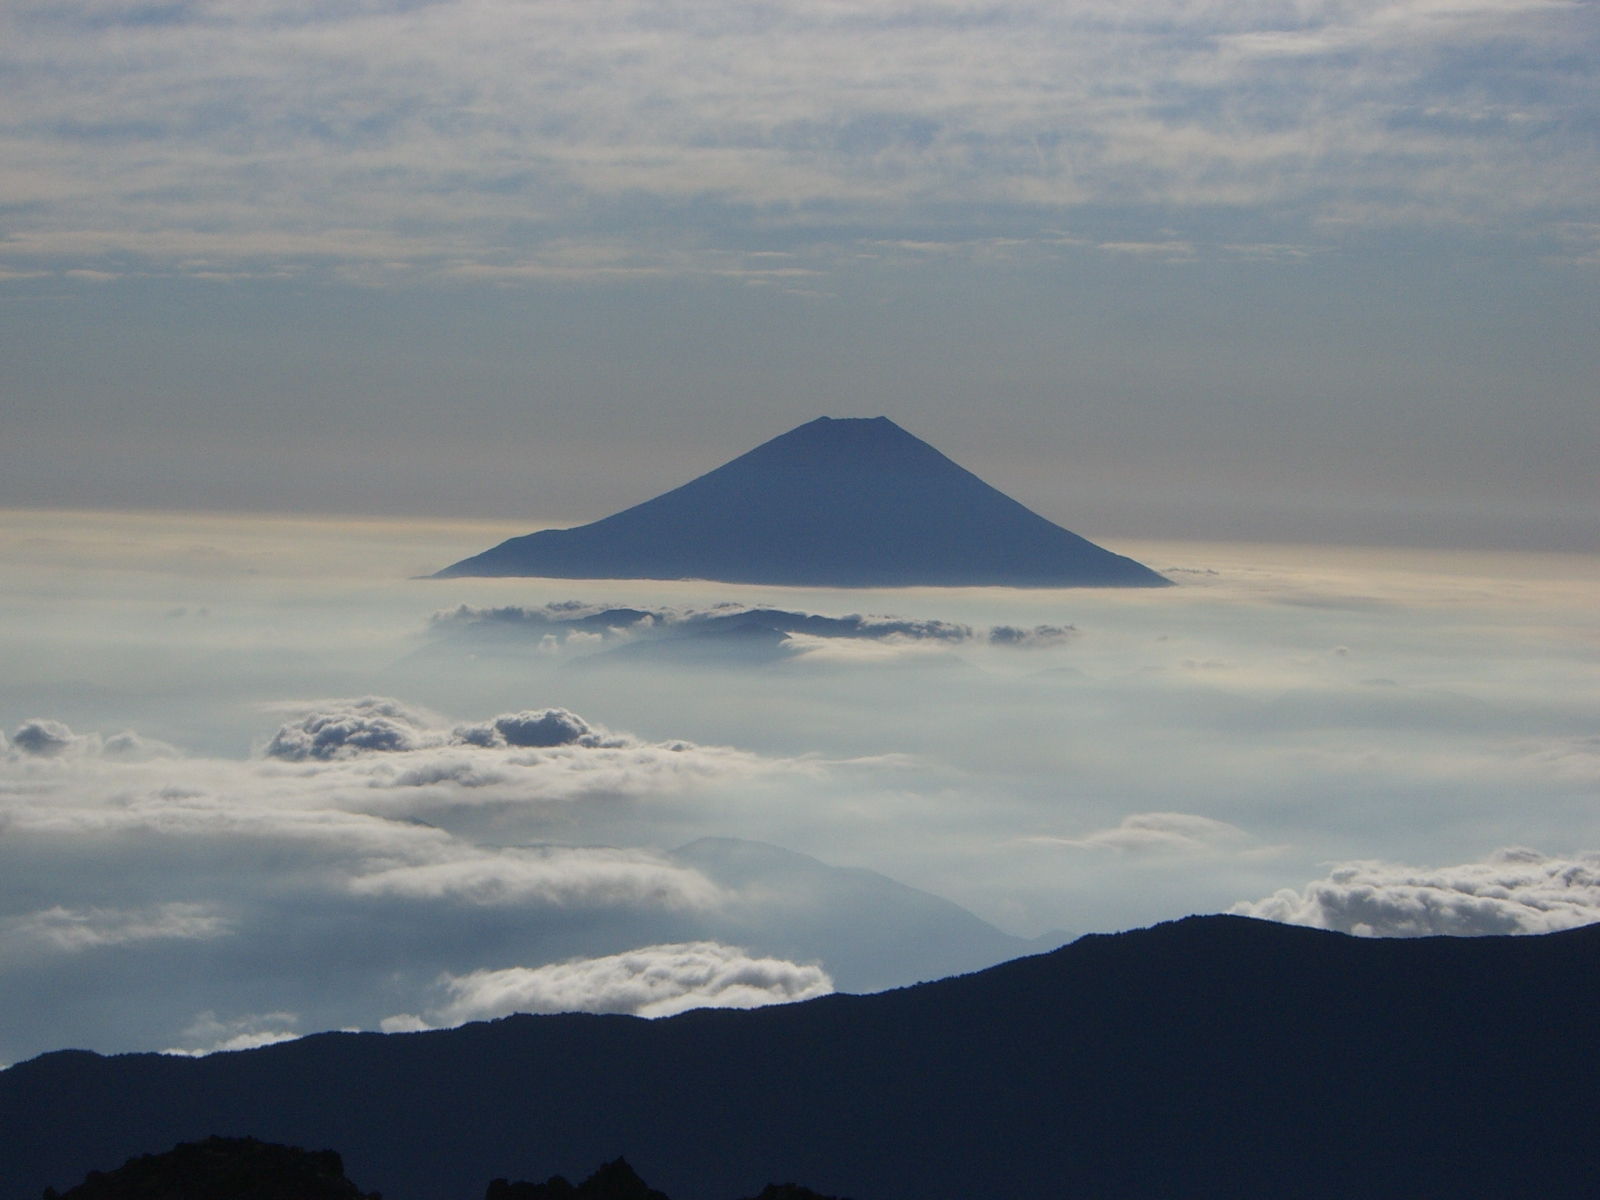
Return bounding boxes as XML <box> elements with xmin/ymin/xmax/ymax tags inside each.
<box><xmin>382</xmin><ymin>942</ymin><xmax>834</xmax><ymax>1029</ymax></box>
<box><xmin>265</xmin><ymin>697</ymin><xmax>635</xmax><ymax>759</ymax></box>
<box><xmin>11</xmin><ymin>719</ymin><xmax>77</xmax><ymax>757</ymax></box>
<box><xmin>163</xmin><ymin>1011</ymin><xmax>300</xmax><ymax>1057</ymax></box>
<box><xmin>988</xmin><ymin>624</ymin><xmax>1075</xmax><ymax>647</ymax></box>
<box><xmin>242</xmin><ymin>697</ymin><xmax>769</xmax><ymax>812</ymax></box>
<box><xmin>349</xmin><ymin>846</ymin><xmax>723</xmax><ymax>910</ymax></box>
<box><xmin>6</xmin><ymin>720</ymin><xmax>179</xmax><ymax>762</ymax></box>
<box><xmin>264</xmin><ymin>697</ymin><xmax>440</xmax><ymax>761</ymax></box>
<box><xmin>1234</xmin><ymin>848</ymin><xmax>1600</xmax><ymax>936</ymax></box>
<box><xmin>2</xmin><ymin>903</ymin><xmax>231</xmax><ymax>954</ymax></box>
<box><xmin>453</xmin><ymin>708</ymin><xmax>629</xmax><ymax>750</ymax></box>
<box><xmin>1041</xmin><ymin>812</ymin><xmax>1260</xmax><ymax>857</ymax></box>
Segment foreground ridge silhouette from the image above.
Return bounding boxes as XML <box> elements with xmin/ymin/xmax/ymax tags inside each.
<box><xmin>7</xmin><ymin>915</ymin><xmax>1599</xmax><ymax>1200</ymax></box>
<box><xmin>486</xmin><ymin>1158</ymin><xmax>842</xmax><ymax>1200</ymax></box>
<box><xmin>42</xmin><ymin>1137</ymin><xmax>380</xmax><ymax>1200</ymax></box>
<box><xmin>437</xmin><ymin>417</ymin><xmax>1168</xmax><ymax>587</ymax></box>
<box><xmin>43</xmin><ymin>1142</ymin><xmax>837</xmax><ymax>1200</ymax></box>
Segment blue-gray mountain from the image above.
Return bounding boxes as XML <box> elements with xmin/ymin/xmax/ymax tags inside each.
<box><xmin>438</xmin><ymin>418</ymin><xmax>1167</xmax><ymax>588</ymax></box>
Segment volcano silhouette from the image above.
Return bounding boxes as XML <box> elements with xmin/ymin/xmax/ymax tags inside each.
<box><xmin>438</xmin><ymin>417</ymin><xmax>1167</xmax><ymax>587</ymax></box>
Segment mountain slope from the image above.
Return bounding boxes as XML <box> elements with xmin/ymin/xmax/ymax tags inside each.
<box><xmin>669</xmin><ymin>838</ymin><xmax>1069</xmax><ymax>991</ymax></box>
<box><xmin>5</xmin><ymin>915</ymin><xmax>1596</xmax><ymax>1200</ymax></box>
<box><xmin>437</xmin><ymin>417</ymin><xmax>1166</xmax><ymax>587</ymax></box>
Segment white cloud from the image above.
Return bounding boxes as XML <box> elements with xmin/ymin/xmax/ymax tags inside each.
<box><xmin>6</xmin><ymin>719</ymin><xmax>178</xmax><ymax>762</ymax></box>
<box><xmin>2</xmin><ymin>903</ymin><xmax>231</xmax><ymax>953</ymax></box>
<box><xmin>452</xmin><ymin>708</ymin><xmax>629</xmax><ymax>750</ymax></box>
<box><xmin>1233</xmin><ymin>847</ymin><xmax>1600</xmax><ymax>936</ymax></box>
<box><xmin>10</xmin><ymin>719</ymin><xmax>78</xmax><ymax>757</ymax></box>
<box><xmin>383</xmin><ymin>941</ymin><xmax>833</xmax><ymax>1028</ymax></box>
<box><xmin>163</xmin><ymin>1010</ymin><xmax>300</xmax><ymax>1057</ymax></box>
<box><xmin>264</xmin><ymin>697</ymin><xmax>442</xmax><ymax>760</ymax></box>
<box><xmin>263</xmin><ymin>699</ymin><xmax>635</xmax><ymax>759</ymax></box>
<box><xmin>1040</xmin><ymin>812</ymin><xmax>1259</xmax><ymax>856</ymax></box>
<box><xmin>4</xmin><ymin>699</ymin><xmax>783</xmax><ymax>837</ymax></box>
<box><xmin>988</xmin><ymin>624</ymin><xmax>1075</xmax><ymax>647</ymax></box>
<box><xmin>3</xmin><ymin>0</ymin><xmax>1592</xmax><ymax>275</ymax></box>
<box><xmin>349</xmin><ymin>845</ymin><xmax>723</xmax><ymax>909</ymax></box>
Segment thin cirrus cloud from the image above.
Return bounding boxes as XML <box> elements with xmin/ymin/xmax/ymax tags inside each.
<box><xmin>1033</xmin><ymin>812</ymin><xmax>1270</xmax><ymax>857</ymax></box>
<box><xmin>1234</xmin><ymin>848</ymin><xmax>1600</xmax><ymax>936</ymax></box>
<box><xmin>381</xmin><ymin>941</ymin><xmax>835</xmax><ymax>1030</ymax></box>
<box><xmin>2</xmin><ymin>0</ymin><xmax>1594</xmax><ymax>277</ymax></box>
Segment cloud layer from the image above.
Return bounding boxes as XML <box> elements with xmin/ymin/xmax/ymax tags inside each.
<box><xmin>384</xmin><ymin>941</ymin><xmax>834</xmax><ymax>1029</ymax></box>
<box><xmin>5</xmin><ymin>0</ymin><xmax>1595</xmax><ymax>276</ymax></box>
<box><xmin>432</xmin><ymin>602</ymin><xmax>975</xmax><ymax>651</ymax></box>
<box><xmin>1235</xmin><ymin>849</ymin><xmax>1600</xmax><ymax>936</ymax></box>
<box><xmin>1043</xmin><ymin>812</ymin><xmax>1260</xmax><ymax>857</ymax></box>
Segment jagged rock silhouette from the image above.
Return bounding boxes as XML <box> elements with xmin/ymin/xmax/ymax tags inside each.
<box><xmin>486</xmin><ymin>1160</ymin><xmax>844</xmax><ymax>1200</ymax></box>
<box><xmin>438</xmin><ymin>417</ymin><xmax>1167</xmax><ymax>587</ymax></box>
<box><xmin>41</xmin><ymin>1136</ymin><xmax>380</xmax><ymax>1200</ymax></box>
<box><xmin>486</xmin><ymin>1158</ymin><xmax>668</xmax><ymax>1200</ymax></box>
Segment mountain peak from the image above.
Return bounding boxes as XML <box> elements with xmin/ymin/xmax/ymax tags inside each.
<box><xmin>438</xmin><ymin>418</ymin><xmax>1167</xmax><ymax>588</ymax></box>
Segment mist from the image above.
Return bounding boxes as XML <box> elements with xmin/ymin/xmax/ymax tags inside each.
<box><xmin>2</xmin><ymin>510</ymin><xmax>1596</xmax><ymax>1065</ymax></box>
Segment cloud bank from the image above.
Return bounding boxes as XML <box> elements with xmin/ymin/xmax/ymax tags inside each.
<box><xmin>383</xmin><ymin>942</ymin><xmax>834</xmax><ymax>1029</ymax></box>
<box><xmin>432</xmin><ymin>603</ymin><xmax>974</xmax><ymax>651</ymax></box>
<box><xmin>1235</xmin><ymin>848</ymin><xmax>1600</xmax><ymax>936</ymax></box>
<box><xmin>7</xmin><ymin>0</ymin><xmax>1592</xmax><ymax>276</ymax></box>
<box><xmin>348</xmin><ymin>846</ymin><xmax>722</xmax><ymax>910</ymax></box>
<box><xmin>7</xmin><ymin>704</ymin><xmax>767</xmax><ymax>830</ymax></box>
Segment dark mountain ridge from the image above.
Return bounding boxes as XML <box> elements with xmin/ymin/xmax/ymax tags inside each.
<box><xmin>6</xmin><ymin>915</ymin><xmax>1597</xmax><ymax>1200</ymax></box>
<box><xmin>437</xmin><ymin>417</ymin><xmax>1167</xmax><ymax>588</ymax></box>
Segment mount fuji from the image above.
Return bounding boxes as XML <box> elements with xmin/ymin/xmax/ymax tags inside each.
<box><xmin>438</xmin><ymin>417</ymin><xmax>1166</xmax><ymax>588</ymax></box>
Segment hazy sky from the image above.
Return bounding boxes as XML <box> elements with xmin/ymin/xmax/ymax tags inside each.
<box><xmin>3</xmin><ymin>0</ymin><xmax>1597</xmax><ymax>546</ymax></box>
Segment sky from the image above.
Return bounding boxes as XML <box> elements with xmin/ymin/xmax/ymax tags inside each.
<box><xmin>2</xmin><ymin>0</ymin><xmax>1597</xmax><ymax>545</ymax></box>
<box><xmin>1</xmin><ymin>1</ymin><xmax>1599</xmax><ymax>1065</ymax></box>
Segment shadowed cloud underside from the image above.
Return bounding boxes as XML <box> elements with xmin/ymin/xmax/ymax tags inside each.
<box><xmin>439</xmin><ymin>418</ymin><xmax>1167</xmax><ymax>588</ymax></box>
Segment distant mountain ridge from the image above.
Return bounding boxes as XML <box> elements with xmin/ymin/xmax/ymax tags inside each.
<box><xmin>438</xmin><ymin>417</ymin><xmax>1167</xmax><ymax>587</ymax></box>
<box><xmin>6</xmin><ymin>916</ymin><xmax>1597</xmax><ymax>1200</ymax></box>
<box><xmin>668</xmin><ymin>838</ymin><xmax>1072</xmax><ymax>991</ymax></box>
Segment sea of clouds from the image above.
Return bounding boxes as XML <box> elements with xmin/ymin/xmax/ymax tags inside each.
<box><xmin>2</xmin><ymin>518</ymin><xmax>1598</xmax><ymax>1064</ymax></box>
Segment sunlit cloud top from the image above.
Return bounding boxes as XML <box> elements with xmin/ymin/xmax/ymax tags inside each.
<box><xmin>4</xmin><ymin>0</ymin><xmax>1596</xmax><ymax>279</ymax></box>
